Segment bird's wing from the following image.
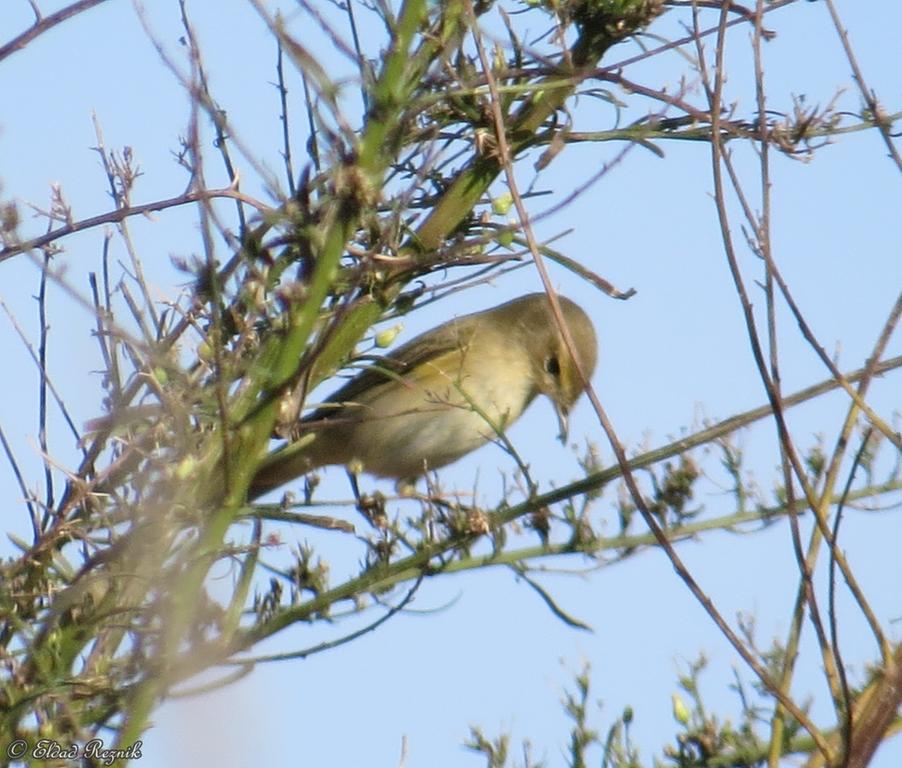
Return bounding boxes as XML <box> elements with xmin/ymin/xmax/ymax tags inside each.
<box><xmin>305</xmin><ymin>319</ymin><xmax>473</xmax><ymax>420</ymax></box>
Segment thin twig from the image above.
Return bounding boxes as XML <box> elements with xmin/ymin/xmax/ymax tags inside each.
<box><xmin>0</xmin><ymin>184</ymin><xmax>261</xmax><ymax>264</ymax></box>
<box><xmin>829</xmin><ymin>427</ymin><xmax>874</xmax><ymax>768</ymax></box>
<box><xmin>38</xmin><ymin>252</ymin><xmax>54</xmax><ymax>518</ymax></box>
<box><xmin>0</xmin><ymin>299</ymin><xmax>81</xmax><ymax>448</ymax></box>
<box><xmin>0</xmin><ymin>0</ymin><xmax>111</xmax><ymax>63</ymax></box>
<box><xmin>0</xmin><ymin>425</ymin><xmax>39</xmax><ymax>539</ymax></box>
<box><xmin>693</xmin><ymin>0</ymin><xmax>837</xmax><ymax>757</ymax></box>
<box><xmin>469</xmin><ymin>0</ymin><xmax>831</xmax><ymax>755</ymax></box>
<box><xmin>275</xmin><ymin>41</ymin><xmax>296</xmax><ymax>196</ymax></box>
<box><xmin>822</xmin><ymin>0</ymin><xmax>902</xmax><ymax>172</ymax></box>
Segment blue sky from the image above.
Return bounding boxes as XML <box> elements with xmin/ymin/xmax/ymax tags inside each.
<box><xmin>1</xmin><ymin>1</ymin><xmax>900</xmax><ymax>766</ymax></box>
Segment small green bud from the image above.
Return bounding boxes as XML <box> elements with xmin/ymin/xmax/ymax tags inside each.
<box><xmin>672</xmin><ymin>693</ymin><xmax>690</xmax><ymax>725</ymax></box>
<box><xmin>492</xmin><ymin>193</ymin><xmax>513</xmax><ymax>216</ymax></box>
<box><xmin>375</xmin><ymin>324</ymin><xmax>403</xmax><ymax>348</ymax></box>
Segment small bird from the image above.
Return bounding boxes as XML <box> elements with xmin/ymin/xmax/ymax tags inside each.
<box><xmin>248</xmin><ymin>293</ymin><xmax>598</xmax><ymax>499</ymax></box>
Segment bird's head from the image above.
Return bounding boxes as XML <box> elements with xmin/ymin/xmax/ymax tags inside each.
<box><xmin>514</xmin><ymin>294</ymin><xmax>599</xmax><ymax>443</ymax></box>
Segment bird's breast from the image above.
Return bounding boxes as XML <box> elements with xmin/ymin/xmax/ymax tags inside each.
<box><xmin>320</xmin><ymin>353</ymin><xmax>536</xmax><ymax>478</ymax></box>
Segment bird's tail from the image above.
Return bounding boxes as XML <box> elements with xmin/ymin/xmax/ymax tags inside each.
<box><xmin>247</xmin><ymin>435</ymin><xmax>323</xmax><ymax>501</ymax></box>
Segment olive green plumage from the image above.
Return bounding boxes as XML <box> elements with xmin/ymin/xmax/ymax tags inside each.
<box><xmin>249</xmin><ymin>293</ymin><xmax>597</xmax><ymax>499</ymax></box>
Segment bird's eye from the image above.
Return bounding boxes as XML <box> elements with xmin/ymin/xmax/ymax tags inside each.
<box><xmin>544</xmin><ymin>355</ymin><xmax>561</xmax><ymax>376</ymax></box>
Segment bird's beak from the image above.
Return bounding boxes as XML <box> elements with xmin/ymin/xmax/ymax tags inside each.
<box><xmin>555</xmin><ymin>403</ymin><xmax>569</xmax><ymax>445</ymax></box>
